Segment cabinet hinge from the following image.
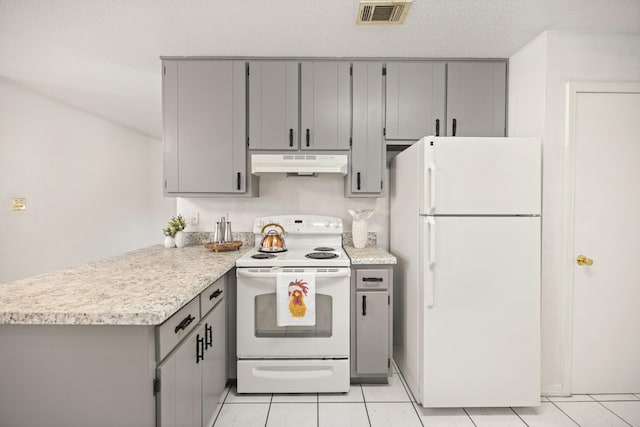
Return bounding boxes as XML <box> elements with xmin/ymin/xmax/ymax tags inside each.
<box><xmin>349</xmin><ymin>136</ymin><xmax>352</xmax><ymax>147</ymax></box>
<box><xmin>382</xmin><ymin>66</ymin><xmax>387</xmax><ymax>76</ymax></box>
<box><xmin>383</xmin><ymin>127</ymin><xmax>386</xmax><ymax>137</ymax></box>
<box><xmin>247</xmin><ymin>136</ymin><xmax>250</xmax><ymax>147</ymax></box>
<box><xmin>153</xmin><ymin>378</ymin><xmax>160</xmax><ymax>396</ymax></box>
<box><xmin>350</xmin><ymin>65</ymin><xmax>353</xmax><ymax>76</ymax></box>
<box><xmin>381</xmin><ymin>180</ymin><xmax>384</xmax><ymax>191</ymax></box>
<box><xmin>388</xmin><ymin>358</ymin><xmax>391</xmax><ymax>368</ymax></box>
<box><xmin>388</xmin><ymin>295</ymin><xmax>390</xmax><ymax>305</ymax></box>
<box><xmin>247</xmin><ymin>65</ymin><xmax>250</xmax><ymax>76</ymax></box>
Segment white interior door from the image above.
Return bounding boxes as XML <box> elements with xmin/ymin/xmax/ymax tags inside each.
<box><xmin>570</xmin><ymin>84</ymin><xmax>640</xmax><ymax>393</ymax></box>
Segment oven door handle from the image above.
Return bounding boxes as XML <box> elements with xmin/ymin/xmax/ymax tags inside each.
<box><xmin>236</xmin><ymin>269</ymin><xmax>351</xmax><ymax>279</ymax></box>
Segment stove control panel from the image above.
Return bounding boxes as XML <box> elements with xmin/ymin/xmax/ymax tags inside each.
<box><xmin>253</xmin><ymin>215</ymin><xmax>343</xmax><ymax>234</ymax></box>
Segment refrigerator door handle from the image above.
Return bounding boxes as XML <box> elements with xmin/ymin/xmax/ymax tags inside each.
<box><xmin>426</xmin><ymin>217</ymin><xmax>436</xmax><ymax>307</ymax></box>
<box><xmin>427</xmin><ymin>163</ymin><xmax>436</xmax><ymax>214</ymax></box>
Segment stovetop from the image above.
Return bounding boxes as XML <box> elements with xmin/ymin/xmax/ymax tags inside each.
<box><xmin>236</xmin><ymin>215</ymin><xmax>350</xmax><ymax>268</ymax></box>
<box><xmin>236</xmin><ymin>246</ymin><xmax>350</xmax><ymax>268</ymax></box>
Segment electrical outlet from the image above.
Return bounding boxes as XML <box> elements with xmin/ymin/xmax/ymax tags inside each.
<box><xmin>190</xmin><ymin>212</ymin><xmax>199</xmax><ymax>226</ymax></box>
<box><xmin>12</xmin><ymin>198</ymin><xmax>26</xmax><ymax>211</ymax></box>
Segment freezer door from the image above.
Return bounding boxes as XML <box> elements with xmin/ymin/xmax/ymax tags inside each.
<box><xmin>419</xmin><ymin>137</ymin><xmax>541</xmax><ymax>215</ymax></box>
<box><xmin>420</xmin><ymin>216</ymin><xmax>540</xmax><ymax>407</ymax></box>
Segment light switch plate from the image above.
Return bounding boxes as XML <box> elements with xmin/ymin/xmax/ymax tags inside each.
<box><xmin>12</xmin><ymin>198</ymin><xmax>26</xmax><ymax>211</ymax></box>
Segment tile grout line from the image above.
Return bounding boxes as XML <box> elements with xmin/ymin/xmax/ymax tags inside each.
<box><xmin>211</xmin><ymin>386</ymin><xmax>232</xmax><ymax>426</ymax></box>
<box><xmin>361</xmin><ymin>385</ymin><xmax>374</xmax><ymax>427</ymax></box>
<box><xmin>263</xmin><ymin>393</ymin><xmax>274</xmax><ymax>427</ymax></box>
<box><xmin>594</xmin><ymin>399</ymin><xmax>634</xmax><ymax>427</ymax></box>
<box><xmin>462</xmin><ymin>408</ymin><xmax>479</xmax><ymax>427</ymax></box>
<box><xmin>510</xmin><ymin>406</ymin><xmax>531</xmax><ymax>427</ymax></box>
<box><xmin>548</xmin><ymin>400</ymin><xmax>582</xmax><ymax>426</ymax></box>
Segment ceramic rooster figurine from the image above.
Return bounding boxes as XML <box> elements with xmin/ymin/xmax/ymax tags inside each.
<box><xmin>288</xmin><ymin>279</ymin><xmax>309</xmax><ymax>318</ymax></box>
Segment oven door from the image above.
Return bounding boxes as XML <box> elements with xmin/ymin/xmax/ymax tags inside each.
<box><xmin>236</xmin><ymin>267</ymin><xmax>350</xmax><ymax>358</ymax></box>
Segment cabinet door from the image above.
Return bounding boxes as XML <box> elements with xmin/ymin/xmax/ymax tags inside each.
<box><xmin>163</xmin><ymin>60</ymin><xmax>247</xmax><ymax>193</ymax></box>
<box><xmin>355</xmin><ymin>291</ymin><xmax>389</xmax><ymax>375</ymax></box>
<box><xmin>385</xmin><ymin>62</ymin><xmax>446</xmax><ymax>141</ymax></box>
<box><xmin>446</xmin><ymin>61</ymin><xmax>506</xmax><ymax>137</ymax></box>
<box><xmin>157</xmin><ymin>326</ymin><xmax>203</xmax><ymax>427</ymax></box>
<box><xmin>351</xmin><ymin>62</ymin><xmax>383</xmax><ymax>194</ymax></box>
<box><xmin>249</xmin><ymin>61</ymin><xmax>299</xmax><ymax>150</ymax></box>
<box><xmin>201</xmin><ymin>302</ymin><xmax>226</xmax><ymax>427</ymax></box>
<box><xmin>300</xmin><ymin>61</ymin><xmax>351</xmax><ymax>150</ymax></box>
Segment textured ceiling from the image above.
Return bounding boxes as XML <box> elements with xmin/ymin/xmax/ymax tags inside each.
<box><xmin>1</xmin><ymin>0</ymin><xmax>639</xmax><ymax>138</ymax></box>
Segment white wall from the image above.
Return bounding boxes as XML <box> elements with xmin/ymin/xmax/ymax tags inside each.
<box><xmin>0</xmin><ymin>79</ymin><xmax>175</xmax><ymax>284</ymax></box>
<box><xmin>509</xmin><ymin>31</ymin><xmax>640</xmax><ymax>394</ymax></box>
<box><xmin>177</xmin><ymin>172</ymin><xmax>390</xmax><ymax>248</ymax></box>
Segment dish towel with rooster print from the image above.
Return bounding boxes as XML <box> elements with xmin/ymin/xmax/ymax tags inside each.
<box><xmin>276</xmin><ymin>270</ymin><xmax>316</xmax><ymax>327</ymax></box>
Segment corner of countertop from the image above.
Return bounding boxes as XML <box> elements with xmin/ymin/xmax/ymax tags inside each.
<box><xmin>343</xmin><ymin>244</ymin><xmax>397</xmax><ymax>265</ymax></box>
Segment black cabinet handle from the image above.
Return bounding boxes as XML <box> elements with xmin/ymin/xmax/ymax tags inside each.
<box><xmin>435</xmin><ymin>119</ymin><xmax>440</xmax><ymax>136</ymax></box>
<box><xmin>236</xmin><ymin>172</ymin><xmax>241</xmax><ymax>190</ymax></box>
<box><xmin>205</xmin><ymin>323</ymin><xmax>213</xmax><ymax>350</ymax></box>
<box><xmin>357</xmin><ymin>172</ymin><xmax>361</xmax><ymax>190</ymax></box>
<box><xmin>306</xmin><ymin>129</ymin><xmax>310</xmax><ymax>146</ymax></box>
<box><xmin>452</xmin><ymin>118</ymin><xmax>457</xmax><ymax>136</ymax></box>
<box><xmin>196</xmin><ymin>334</ymin><xmax>204</xmax><ymax>363</ymax></box>
<box><xmin>362</xmin><ymin>277</ymin><xmax>383</xmax><ymax>283</ymax></box>
<box><xmin>289</xmin><ymin>128</ymin><xmax>294</xmax><ymax>147</ymax></box>
<box><xmin>174</xmin><ymin>314</ymin><xmax>195</xmax><ymax>334</ymax></box>
<box><xmin>209</xmin><ymin>289</ymin><xmax>223</xmax><ymax>300</ymax></box>
<box><xmin>362</xmin><ymin>295</ymin><xmax>367</xmax><ymax>316</ymax></box>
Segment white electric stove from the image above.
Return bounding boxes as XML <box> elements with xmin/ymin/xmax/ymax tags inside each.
<box><xmin>235</xmin><ymin>215</ymin><xmax>351</xmax><ymax>393</ymax></box>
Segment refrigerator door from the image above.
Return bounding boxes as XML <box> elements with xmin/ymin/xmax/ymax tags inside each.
<box><xmin>419</xmin><ymin>137</ymin><xmax>541</xmax><ymax>215</ymax></box>
<box><xmin>420</xmin><ymin>216</ymin><xmax>540</xmax><ymax>407</ymax></box>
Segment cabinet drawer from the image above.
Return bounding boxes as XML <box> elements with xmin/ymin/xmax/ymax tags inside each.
<box><xmin>156</xmin><ymin>297</ymin><xmax>200</xmax><ymax>362</ymax></box>
<box><xmin>201</xmin><ymin>275</ymin><xmax>226</xmax><ymax>317</ymax></box>
<box><xmin>356</xmin><ymin>269</ymin><xmax>389</xmax><ymax>290</ymax></box>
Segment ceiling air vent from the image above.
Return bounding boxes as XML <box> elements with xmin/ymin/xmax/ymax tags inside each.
<box><xmin>357</xmin><ymin>0</ymin><xmax>412</xmax><ymax>25</ymax></box>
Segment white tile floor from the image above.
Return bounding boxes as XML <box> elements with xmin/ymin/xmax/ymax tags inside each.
<box><xmin>212</xmin><ymin>362</ymin><xmax>640</xmax><ymax>427</ymax></box>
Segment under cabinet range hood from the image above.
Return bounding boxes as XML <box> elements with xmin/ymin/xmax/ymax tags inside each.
<box><xmin>251</xmin><ymin>154</ymin><xmax>348</xmax><ymax>176</ymax></box>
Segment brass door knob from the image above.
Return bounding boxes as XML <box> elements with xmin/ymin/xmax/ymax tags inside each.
<box><xmin>576</xmin><ymin>255</ymin><xmax>593</xmax><ymax>266</ymax></box>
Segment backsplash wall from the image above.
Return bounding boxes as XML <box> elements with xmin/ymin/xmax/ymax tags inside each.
<box><xmin>176</xmin><ymin>172</ymin><xmax>390</xmax><ymax>249</ymax></box>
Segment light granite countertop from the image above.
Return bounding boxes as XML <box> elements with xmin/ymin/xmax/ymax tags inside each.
<box><xmin>343</xmin><ymin>244</ymin><xmax>397</xmax><ymax>265</ymax></box>
<box><xmin>0</xmin><ymin>244</ymin><xmax>250</xmax><ymax>326</ymax></box>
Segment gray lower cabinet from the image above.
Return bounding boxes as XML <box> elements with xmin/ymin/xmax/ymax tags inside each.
<box><xmin>157</xmin><ymin>276</ymin><xmax>227</xmax><ymax>427</ymax></box>
<box><xmin>347</xmin><ymin>62</ymin><xmax>384</xmax><ymax>196</ymax></box>
<box><xmin>163</xmin><ymin>59</ymin><xmax>253</xmax><ymax>196</ymax></box>
<box><xmin>447</xmin><ymin>61</ymin><xmax>507</xmax><ymax>137</ymax></box>
<box><xmin>157</xmin><ymin>326</ymin><xmax>202</xmax><ymax>427</ymax></box>
<box><xmin>201</xmin><ymin>300</ymin><xmax>226</xmax><ymax>427</ymax></box>
<box><xmin>351</xmin><ymin>266</ymin><xmax>393</xmax><ymax>382</ymax></box>
<box><xmin>385</xmin><ymin>61</ymin><xmax>446</xmax><ymax>141</ymax></box>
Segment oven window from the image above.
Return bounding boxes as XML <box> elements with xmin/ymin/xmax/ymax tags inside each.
<box><xmin>254</xmin><ymin>293</ymin><xmax>333</xmax><ymax>337</ymax></box>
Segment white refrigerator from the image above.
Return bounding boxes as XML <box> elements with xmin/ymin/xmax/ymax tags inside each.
<box><xmin>390</xmin><ymin>136</ymin><xmax>541</xmax><ymax>408</ymax></box>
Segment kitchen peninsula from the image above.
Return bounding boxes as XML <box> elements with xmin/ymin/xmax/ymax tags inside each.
<box><xmin>0</xmin><ymin>244</ymin><xmax>249</xmax><ymax>427</ymax></box>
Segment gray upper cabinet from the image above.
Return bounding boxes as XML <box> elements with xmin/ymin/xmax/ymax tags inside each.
<box><xmin>248</xmin><ymin>61</ymin><xmax>299</xmax><ymax>150</ymax></box>
<box><xmin>385</xmin><ymin>62</ymin><xmax>446</xmax><ymax>141</ymax></box>
<box><xmin>349</xmin><ymin>62</ymin><xmax>384</xmax><ymax>195</ymax></box>
<box><xmin>163</xmin><ymin>60</ymin><xmax>248</xmax><ymax>195</ymax></box>
<box><xmin>447</xmin><ymin>61</ymin><xmax>507</xmax><ymax>137</ymax></box>
<box><xmin>300</xmin><ymin>61</ymin><xmax>351</xmax><ymax>150</ymax></box>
